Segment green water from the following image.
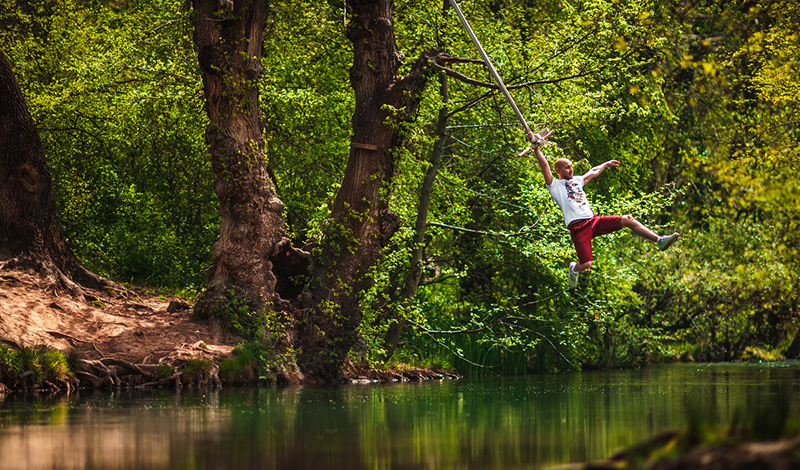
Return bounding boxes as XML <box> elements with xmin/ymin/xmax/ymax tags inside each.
<box><xmin>1</xmin><ymin>362</ymin><xmax>799</xmax><ymax>469</ymax></box>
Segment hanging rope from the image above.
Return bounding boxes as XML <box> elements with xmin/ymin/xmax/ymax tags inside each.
<box><xmin>447</xmin><ymin>0</ymin><xmax>531</xmax><ymax>135</ymax></box>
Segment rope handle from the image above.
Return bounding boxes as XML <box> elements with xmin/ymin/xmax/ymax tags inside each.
<box><xmin>517</xmin><ymin>127</ymin><xmax>554</xmax><ymax>157</ymax></box>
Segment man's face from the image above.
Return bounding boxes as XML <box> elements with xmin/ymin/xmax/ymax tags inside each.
<box><xmin>556</xmin><ymin>159</ymin><xmax>574</xmax><ymax>179</ymax></box>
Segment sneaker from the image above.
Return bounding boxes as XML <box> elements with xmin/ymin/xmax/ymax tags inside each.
<box><xmin>657</xmin><ymin>232</ymin><xmax>680</xmax><ymax>251</ymax></box>
<box><xmin>568</xmin><ymin>261</ymin><xmax>579</xmax><ymax>289</ymax></box>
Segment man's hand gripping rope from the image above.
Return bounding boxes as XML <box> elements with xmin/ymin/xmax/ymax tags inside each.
<box><xmin>517</xmin><ymin>127</ymin><xmax>555</xmax><ymax>157</ymax></box>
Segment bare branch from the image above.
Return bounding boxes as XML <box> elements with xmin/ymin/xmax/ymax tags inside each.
<box><xmin>419</xmin><ymin>274</ymin><xmax>458</xmax><ymax>286</ymax></box>
<box><xmin>416</xmin><ymin>323</ymin><xmax>496</xmax><ymax>335</ymax></box>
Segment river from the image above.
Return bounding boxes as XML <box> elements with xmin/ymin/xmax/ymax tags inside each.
<box><xmin>1</xmin><ymin>361</ymin><xmax>798</xmax><ymax>469</ymax></box>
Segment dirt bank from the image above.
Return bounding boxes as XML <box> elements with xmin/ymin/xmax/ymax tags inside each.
<box><xmin>0</xmin><ymin>269</ymin><xmax>237</xmax><ymax>372</ymax></box>
<box><xmin>0</xmin><ymin>269</ymin><xmax>456</xmax><ymax>390</ymax></box>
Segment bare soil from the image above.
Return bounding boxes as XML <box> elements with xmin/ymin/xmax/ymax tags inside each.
<box><xmin>0</xmin><ymin>269</ymin><xmax>456</xmax><ymax>389</ymax></box>
<box><xmin>0</xmin><ymin>269</ymin><xmax>237</xmax><ymax>366</ymax></box>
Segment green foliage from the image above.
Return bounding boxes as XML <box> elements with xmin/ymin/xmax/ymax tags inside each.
<box><xmin>3</xmin><ymin>0</ymin><xmax>798</xmax><ymax>376</ymax></box>
<box><xmin>259</xmin><ymin>0</ymin><xmax>352</xmax><ymax>239</ymax></box>
<box><xmin>218</xmin><ymin>341</ymin><xmax>277</xmax><ymax>385</ymax></box>
<box><xmin>634</xmin><ymin>219</ymin><xmax>797</xmax><ymax>361</ymax></box>
<box><xmin>179</xmin><ymin>358</ymin><xmax>213</xmax><ymax>384</ymax></box>
<box><xmin>0</xmin><ymin>345</ymin><xmax>72</xmax><ymax>387</ymax></box>
<box><xmin>213</xmin><ymin>290</ymin><xmax>268</xmax><ymax>339</ymax></box>
<box><xmin>0</xmin><ymin>345</ymin><xmax>23</xmax><ymax>378</ymax></box>
<box><xmin>1</xmin><ymin>0</ymin><xmax>216</xmax><ymax>288</ymax></box>
<box><xmin>157</xmin><ymin>363</ymin><xmax>175</xmax><ymax>380</ymax></box>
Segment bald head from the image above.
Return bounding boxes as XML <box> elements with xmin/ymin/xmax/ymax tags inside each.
<box><xmin>554</xmin><ymin>158</ymin><xmax>574</xmax><ymax>179</ymax></box>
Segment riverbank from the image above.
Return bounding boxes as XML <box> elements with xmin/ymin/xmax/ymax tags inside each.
<box><xmin>0</xmin><ymin>268</ymin><xmax>236</xmax><ymax>391</ymax></box>
<box><xmin>0</xmin><ymin>268</ymin><xmax>454</xmax><ymax>392</ymax></box>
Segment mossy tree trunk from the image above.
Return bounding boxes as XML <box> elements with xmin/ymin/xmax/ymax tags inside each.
<box><xmin>295</xmin><ymin>0</ymin><xmax>439</xmax><ymax>379</ymax></box>
<box><xmin>191</xmin><ymin>0</ymin><xmax>311</xmax><ymax>325</ymax></box>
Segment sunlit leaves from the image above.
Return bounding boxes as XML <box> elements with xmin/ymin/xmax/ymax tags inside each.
<box><xmin>260</xmin><ymin>0</ymin><xmax>352</xmax><ymax>237</ymax></box>
<box><xmin>1</xmin><ymin>0</ymin><xmax>215</xmax><ymax>287</ymax></box>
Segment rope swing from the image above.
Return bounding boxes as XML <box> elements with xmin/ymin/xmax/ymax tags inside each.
<box><xmin>447</xmin><ymin>0</ymin><xmax>532</xmax><ymax>135</ymax></box>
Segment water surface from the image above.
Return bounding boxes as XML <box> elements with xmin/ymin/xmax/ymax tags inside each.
<box><xmin>1</xmin><ymin>361</ymin><xmax>799</xmax><ymax>469</ymax></box>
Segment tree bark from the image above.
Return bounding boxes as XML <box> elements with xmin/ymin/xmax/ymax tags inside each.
<box><xmin>189</xmin><ymin>0</ymin><xmax>439</xmax><ymax>382</ymax></box>
<box><xmin>191</xmin><ymin>0</ymin><xmax>310</xmax><ymax>325</ymax></box>
<box><xmin>296</xmin><ymin>0</ymin><xmax>438</xmax><ymax>378</ymax></box>
<box><xmin>0</xmin><ymin>49</ymin><xmax>106</xmax><ymax>296</ymax></box>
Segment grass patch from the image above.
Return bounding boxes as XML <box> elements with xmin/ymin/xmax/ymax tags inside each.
<box><xmin>0</xmin><ymin>345</ymin><xmax>74</xmax><ymax>388</ymax></box>
<box><xmin>219</xmin><ymin>341</ymin><xmax>275</xmax><ymax>385</ymax></box>
<box><xmin>157</xmin><ymin>363</ymin><xmax>175</xmax><ymax>379</ymax></box>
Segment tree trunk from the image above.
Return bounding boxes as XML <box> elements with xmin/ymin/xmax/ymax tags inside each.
<box><xmin>190</xmin><ymin>0</ymin><xmax>438</xmax><ymax>382</ymax></box>
<box><xmin>191</xmin><ymin>0</ymin><xmax>310</xmax><ymax>328</ymax></box>
<box><xmin>0</xmin><ymin>49</ymin><xmax>106</xmax><ymax>296</ymax></box>
<box><xmin>296</xmin><ymin>0</ymin><xmax>438</xmax><ymax>378</ymax></box>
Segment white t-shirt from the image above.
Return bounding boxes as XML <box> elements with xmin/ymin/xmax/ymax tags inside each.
<box><xmin>546</xmin><ymin>175</ymin><xmax>595</xmax><ymax>227</ymax></box>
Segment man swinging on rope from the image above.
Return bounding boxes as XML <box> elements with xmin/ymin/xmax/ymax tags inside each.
<box><xmin>519</xmin><ymin>128</ymin><xmax>680</xmax><ymax>288</ymax></box>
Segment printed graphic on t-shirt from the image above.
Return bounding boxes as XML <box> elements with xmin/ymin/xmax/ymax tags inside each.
<box><xmin>564</xmin><ymin>179</ymin><xmax>588</xmax><ymax>208</ymax></box>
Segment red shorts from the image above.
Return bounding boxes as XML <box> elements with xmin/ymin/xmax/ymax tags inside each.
<box><xmin>568</xmin><ymin>215</ymin><xmax>623</xmax><ymax>265</ymax></box>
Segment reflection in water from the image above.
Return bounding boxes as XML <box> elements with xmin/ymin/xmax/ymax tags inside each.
<box><xmin>1</xmin><ymin>362</ymin><xmax>798</xmax><ymax>469</ymax></box>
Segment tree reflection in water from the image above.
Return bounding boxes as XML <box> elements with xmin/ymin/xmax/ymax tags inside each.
<box><xmin>0</xmin><ymin>362</ymin><xmax>797</xmax><ymax>470</ymax></box>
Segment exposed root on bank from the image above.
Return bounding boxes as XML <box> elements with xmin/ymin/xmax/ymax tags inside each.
<box><xmin>550</xmin><ymin>431</ymin><xmax>800</xmax><ymax>470</ymax></box>
<box><xmin>342</xmin><ymin>359</ymin><xmax>461</xmax><ymax>384</ymax></box>
<box><xmin>0</xmin><ymin>255</ymin><xmax>127</xmax><ymax>302</ymax></box>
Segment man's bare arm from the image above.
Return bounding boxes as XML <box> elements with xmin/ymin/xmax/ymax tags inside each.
<box><xmin>582</xmin><ymin>159</ymin><xmax>620</xmax><ymax>184</ymax></box>
<box><xmin>518</xmin><ymin>128</ymin><xmax>555</xmax><ymax>186</ymax></box>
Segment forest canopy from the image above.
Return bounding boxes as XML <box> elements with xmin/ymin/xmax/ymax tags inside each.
<box><xmin>1</xmin><ymin>0</ymin><xmax>798</xmax><ymax>377</ymax></box>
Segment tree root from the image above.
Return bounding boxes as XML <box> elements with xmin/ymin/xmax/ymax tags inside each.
<box><xmin>341</xmin><ymin>359</ymin><xmax>460</xmax><ymax>384</ymax></box>
<box><xmin>72</xmin><ymin>357</ymin><xmax>223</xmax><ymax>390</ymax></box>
<box><xmin>138</xmin><ymin>373</ymin><xmax>183</xmax><ymax>389</ymax></box>
<box><xmin>0</xmin><ymin>255</ymin><xmax>130</xmax><ymax>303</ymax></box>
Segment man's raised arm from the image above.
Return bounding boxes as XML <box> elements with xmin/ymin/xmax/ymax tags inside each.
<box><xmin>582</xmin><ymin>159</ymin><xmax>620</xmax><ymax>184</ymax></box>
<box><xmin>518</xmin><ymin>128</ymin><xmax>555</xmax><ymax>186</ymax></box>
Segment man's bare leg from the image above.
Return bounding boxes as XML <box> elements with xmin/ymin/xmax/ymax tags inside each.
<box><xmin>574</xmin><ymin>260</ymin><xmax>592</xmax><ymax>272</ymax></box>
<box><xmin>620</xmin><ymin>214</ymin><xmax>658</xmax><ymax>242</ymax></box>
<box><xmin>620</xmin><ymin>214</ymin><xmax>680</xmax><ymax>250</ymax></box>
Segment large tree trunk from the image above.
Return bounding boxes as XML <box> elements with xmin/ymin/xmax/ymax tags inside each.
<box><xmin>296</xmin><ymin>0</ymin><xmax>437</xmax><ymax>379</ymax></box>
<box><xmin>0</xmin><ymin>49</ymin><xmax>106</xmax><ymax>296</ymax></box>
<box><xmin>191</xmin><ymin>0</ymin><xmax>310</xmax><ymax>327</ymax></box>
<box><xmin>191</xmin><ymin>0</ymin><xmax>311</xmax><ymax>384</ymax></box>
<box><xmin>190</xmin><ymin>0</ymin><xmax>438</xmax><ymax>382</ymax></box>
